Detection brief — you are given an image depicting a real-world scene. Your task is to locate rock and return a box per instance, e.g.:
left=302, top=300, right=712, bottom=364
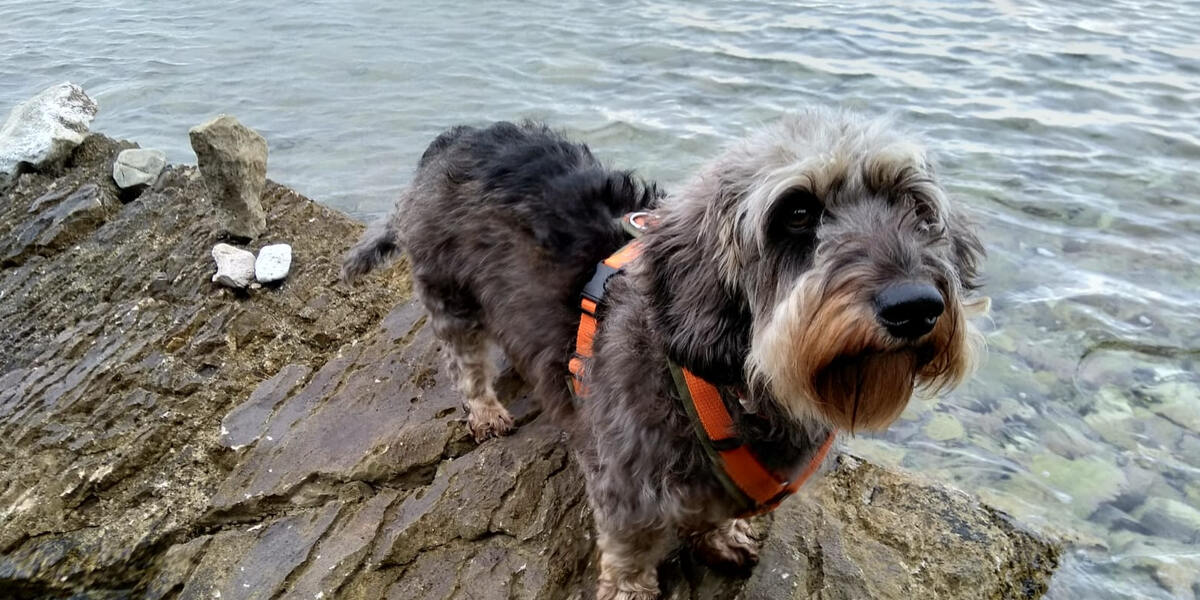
left=0, top=132, right=1060, bottom=598
left=219, top=364, right=310, bottom=450
left=924, top=412, right=965, bottom=441
left=188, top=115, right=268, bottom=238
left=211, top=243, right=256, bottom=288
left=1, top=183, right=107, bottom=265
left=1134, top=497, right=1200, bottom=544
left=0, top=83, right=98, bottom=183
left=1137, top=380, right=1200, bottom=434
left=147, top=271, right=172, bottom=297
left=255, top=243, right=292, bottom=283
left=745, top=456, right=1059, bottom=600
left=111, top=148, right=166, bottom=189
left=0, top=133, right=407, bottom=597
left=1030, top=453, right=1128, bottom=519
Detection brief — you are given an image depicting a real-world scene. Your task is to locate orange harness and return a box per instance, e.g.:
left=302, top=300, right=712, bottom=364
left=568, top=213, right=837, bottom=516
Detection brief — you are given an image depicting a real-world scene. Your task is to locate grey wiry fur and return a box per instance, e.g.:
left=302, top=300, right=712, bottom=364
left=343, top=111, right=985, bottom=599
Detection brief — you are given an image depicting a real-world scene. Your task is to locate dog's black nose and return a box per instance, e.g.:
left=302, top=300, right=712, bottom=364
left=874, top=282, right=944, bottom=340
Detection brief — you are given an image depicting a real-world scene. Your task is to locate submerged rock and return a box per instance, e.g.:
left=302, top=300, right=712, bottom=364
left=189, top=114, right=268, bottom=238
left=0, top=82, right=98, bottom=184
left=255, top=242, right=292, bottom=283
left=1134, top=497, right=1200, bottom=544
left=924, top=412, right=966, bottom=441
left=112, top=147, right=166, bottom=189
left=0, top=132, right=1060, bottom=599
left=211, top=243, right=256, bottom=288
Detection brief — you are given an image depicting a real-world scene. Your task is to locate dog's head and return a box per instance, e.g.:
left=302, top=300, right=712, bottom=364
left=641, top=108, right=986, bottom=431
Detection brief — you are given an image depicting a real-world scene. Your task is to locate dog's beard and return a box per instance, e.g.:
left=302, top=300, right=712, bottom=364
left=748, top=270, right=980, bottom=431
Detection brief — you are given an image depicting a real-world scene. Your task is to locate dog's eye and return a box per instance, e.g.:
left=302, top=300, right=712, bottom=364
left=778, top=190, right=823, bottom=233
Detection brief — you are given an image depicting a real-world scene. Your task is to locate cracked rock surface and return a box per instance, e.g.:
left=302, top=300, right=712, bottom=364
left=0, top=134, right=1059, bottom=599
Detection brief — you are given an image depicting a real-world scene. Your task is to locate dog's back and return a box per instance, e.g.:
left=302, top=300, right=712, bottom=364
left=344, top=121, right=660, bottom=419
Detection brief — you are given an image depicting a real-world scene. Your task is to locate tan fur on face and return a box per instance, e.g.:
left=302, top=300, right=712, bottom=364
left=749, top=265, right=981, bottom=432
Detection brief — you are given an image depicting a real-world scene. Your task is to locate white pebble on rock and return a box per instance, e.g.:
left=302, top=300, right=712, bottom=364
left=211, top=243, right=256, bottom=288
left=255, top=243, right=292, bottom=283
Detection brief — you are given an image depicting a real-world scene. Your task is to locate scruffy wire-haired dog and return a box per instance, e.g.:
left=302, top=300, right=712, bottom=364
left=343, top=110, right=987, bottom=599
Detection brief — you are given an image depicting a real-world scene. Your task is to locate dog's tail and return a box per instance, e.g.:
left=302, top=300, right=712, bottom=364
left=341, top=215, right=403, bottom=285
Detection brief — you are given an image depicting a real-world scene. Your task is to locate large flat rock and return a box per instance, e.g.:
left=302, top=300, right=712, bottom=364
left=0, top=134, right=1059, bottom=599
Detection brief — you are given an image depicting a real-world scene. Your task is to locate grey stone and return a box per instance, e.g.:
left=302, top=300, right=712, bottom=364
left=0, top=83, right=97, bottom=183
left=112, top=148, right=166, bottom=189
left=188, top=115, right=268, bottom=239
left=254, top=243, right=291, bottom=283
left=211, top=243, right=256, bottom=288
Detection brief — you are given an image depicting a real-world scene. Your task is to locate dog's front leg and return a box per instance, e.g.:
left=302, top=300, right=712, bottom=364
left=689, top=518, right=761, bottom=571
left=595, top=522, right=672, bottom=600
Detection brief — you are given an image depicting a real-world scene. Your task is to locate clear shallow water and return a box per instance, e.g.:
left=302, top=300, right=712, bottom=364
left=3, top=1, right=1199, bottom=597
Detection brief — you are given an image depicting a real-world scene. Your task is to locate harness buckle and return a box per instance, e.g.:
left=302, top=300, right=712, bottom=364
left=582, top=263, right=620, bottom=304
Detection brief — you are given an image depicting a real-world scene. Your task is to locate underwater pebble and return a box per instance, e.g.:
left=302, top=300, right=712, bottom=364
left=924, top=413, right=965, bottom=442
left=1035, top=247, right=1056, bottom=258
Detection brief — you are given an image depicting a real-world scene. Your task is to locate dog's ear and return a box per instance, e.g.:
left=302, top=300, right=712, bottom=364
left=945, top=206, right=985, bottom=291
left=641, top=183, right=752, bottom=386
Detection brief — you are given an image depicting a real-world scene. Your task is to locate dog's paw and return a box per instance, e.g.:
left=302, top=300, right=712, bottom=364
left=467, top=402, right=514, bottom=442
left=596, top=582, right=658, bottom=600
left=692, top=518, right=760, bottom=570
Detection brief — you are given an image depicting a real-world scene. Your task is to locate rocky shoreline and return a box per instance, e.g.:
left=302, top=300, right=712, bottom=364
left=0, top=87, right=1059, bottom=599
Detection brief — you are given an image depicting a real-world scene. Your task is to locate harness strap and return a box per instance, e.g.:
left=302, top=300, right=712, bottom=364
left=569, top=213, right=837, bottom=516
left=670, top=362, right=837, bottom=515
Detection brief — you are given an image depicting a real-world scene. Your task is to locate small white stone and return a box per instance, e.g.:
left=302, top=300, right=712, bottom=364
left=211, top=243, right=256, bottom=288
left=255, top=243, right=292, bottom=283
left=1035, top=247, right=1055, bottom=258
left=1138, top=315, right=1152, bottom=325
left=112, top=148, right=166, bottom=188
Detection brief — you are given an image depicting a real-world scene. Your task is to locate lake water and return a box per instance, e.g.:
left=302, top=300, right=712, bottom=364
left=3, top=1, right=1199, bottom=597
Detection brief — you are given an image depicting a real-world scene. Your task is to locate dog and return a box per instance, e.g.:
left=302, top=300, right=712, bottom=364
left=343, top=109, right=986, bottom=599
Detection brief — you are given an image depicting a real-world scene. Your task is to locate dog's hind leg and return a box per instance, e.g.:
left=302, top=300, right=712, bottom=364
left=418, top=280, right=514, bottom=442
left=448, top=329, right=513, bottom=442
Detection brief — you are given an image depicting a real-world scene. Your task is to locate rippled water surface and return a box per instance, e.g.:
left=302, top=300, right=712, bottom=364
left=4, top=1, right=1199, bottom=597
